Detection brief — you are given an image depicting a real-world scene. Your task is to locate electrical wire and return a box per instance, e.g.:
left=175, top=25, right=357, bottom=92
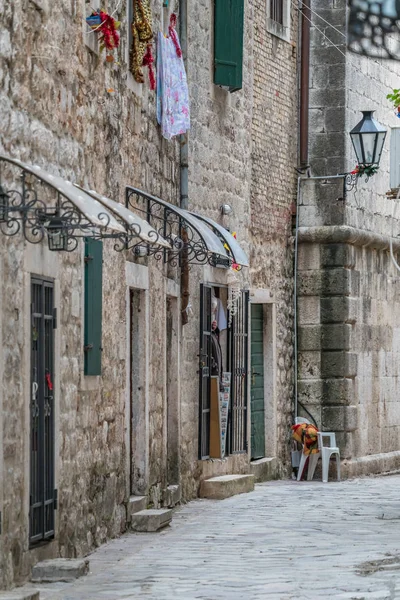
left=292, top=0, right=400, bottom=84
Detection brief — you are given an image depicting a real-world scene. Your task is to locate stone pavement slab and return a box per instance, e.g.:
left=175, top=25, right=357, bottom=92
left=22, top=475, right=400, bottom=599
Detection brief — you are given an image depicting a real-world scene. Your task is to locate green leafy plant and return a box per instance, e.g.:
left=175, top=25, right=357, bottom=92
left=387, top=88, right=400, bottom=113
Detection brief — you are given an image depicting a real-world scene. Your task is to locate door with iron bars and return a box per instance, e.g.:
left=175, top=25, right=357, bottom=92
left=228, top=290, right=249, bottom=454
left=30, top=277, right=57, bottom=545
left=198, top=284, right=212, bottom=459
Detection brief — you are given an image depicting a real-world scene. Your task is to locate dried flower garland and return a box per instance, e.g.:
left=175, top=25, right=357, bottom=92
left=86, top=10, right=121, bottom=62
left=130, top=0, right=155, bottom=89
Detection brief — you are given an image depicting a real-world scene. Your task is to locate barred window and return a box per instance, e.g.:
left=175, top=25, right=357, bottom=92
left=267, top=0, right=290, bottom=42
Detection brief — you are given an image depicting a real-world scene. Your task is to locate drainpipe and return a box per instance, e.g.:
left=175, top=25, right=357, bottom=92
left=299, top=0, right=310, bottom=169
left=179, top=0, right=189, bottom=324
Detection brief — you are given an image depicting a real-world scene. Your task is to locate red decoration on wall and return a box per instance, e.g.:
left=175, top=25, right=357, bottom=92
left=46, top=372, right=53, bottom=391
left=169, top=14, right=182, bottom=58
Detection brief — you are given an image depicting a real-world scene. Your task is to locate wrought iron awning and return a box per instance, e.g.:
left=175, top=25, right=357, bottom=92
left=126, top=186, right=249, bottom=268
left=77, top=187, right=171, bottom=249
left=0, top=156, right=149, bottom=252
left=189, top=211, right=249, bottom=268
left=348, top=0, right=400, bottom=59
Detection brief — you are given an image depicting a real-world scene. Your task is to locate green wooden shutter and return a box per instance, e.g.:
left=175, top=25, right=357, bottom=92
left=214, top=0, right=244, bottom=92
left=84, top=238, right=103, bottom=376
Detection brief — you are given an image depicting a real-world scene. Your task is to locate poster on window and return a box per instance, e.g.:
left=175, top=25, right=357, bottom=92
left=219, top=372, right=231, bottom=457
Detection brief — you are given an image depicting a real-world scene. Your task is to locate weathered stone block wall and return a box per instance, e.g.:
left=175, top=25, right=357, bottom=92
left=302, top=2, right=400, bottom=474
left=0, top=0, right=178, bottom=588
left=178, top=0, right=255, bottom=500
left=250, top=0, right=298, bottom=469
left=297, top=231, right=400, bottom=472
left=309, top=0, right=346, bottom=176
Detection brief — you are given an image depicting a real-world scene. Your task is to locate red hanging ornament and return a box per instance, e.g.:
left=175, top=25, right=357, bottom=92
left=169, top=13, right=182, bottom=58
left=143, top=44, right=156, bottom=90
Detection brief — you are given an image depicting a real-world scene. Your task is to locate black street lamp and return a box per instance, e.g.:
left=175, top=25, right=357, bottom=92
left=46, top=216, right=69, bottom=251
left=350, top=111, right=387, bottom=168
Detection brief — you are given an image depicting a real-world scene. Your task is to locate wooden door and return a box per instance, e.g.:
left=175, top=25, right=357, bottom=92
left=250, top=304, right=265, bottom=460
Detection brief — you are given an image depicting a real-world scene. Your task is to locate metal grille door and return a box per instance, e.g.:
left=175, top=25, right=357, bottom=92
left=30, top=278, right=56, bottom=545
left=228, top=290, right=249, bottom=454
left=199, top=284, right=212, bottom=459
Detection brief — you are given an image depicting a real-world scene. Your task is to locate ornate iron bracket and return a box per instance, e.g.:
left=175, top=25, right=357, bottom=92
left=125, top=186, right=232, bottom=267
left=0, top=156, right=144, bottom=251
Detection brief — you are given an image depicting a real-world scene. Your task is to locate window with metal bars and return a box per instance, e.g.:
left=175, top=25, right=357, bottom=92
left=270, top=0, right=283, bottom=25
left=267, top=0, right=290, bottom=42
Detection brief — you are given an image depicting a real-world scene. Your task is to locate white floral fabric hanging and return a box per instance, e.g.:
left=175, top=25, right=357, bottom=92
left=156, top=14, right=190, bottom=141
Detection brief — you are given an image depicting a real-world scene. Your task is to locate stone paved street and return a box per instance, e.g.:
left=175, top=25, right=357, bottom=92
left=30, top=476, right=400, bottom=600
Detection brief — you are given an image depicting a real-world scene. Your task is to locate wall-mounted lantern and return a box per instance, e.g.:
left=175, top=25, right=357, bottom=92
left=350, top=111, right=387, bottom=168
left=46, top=215, right=69, bottom=252
left=0, top=184, right=10, bottom=222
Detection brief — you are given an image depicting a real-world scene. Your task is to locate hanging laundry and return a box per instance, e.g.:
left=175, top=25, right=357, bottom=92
left=130, top=0, right=155, bottom=89
left=156, top=14, right=190, bottom=140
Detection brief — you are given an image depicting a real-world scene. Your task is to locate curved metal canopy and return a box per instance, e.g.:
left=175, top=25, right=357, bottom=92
left=78, top=187, right=171, bottom=249
left=126, top=186, right=231, bottom=266
left=0, top=156, right=125, bottom=233
left=189, top=211, right=249, bottom=267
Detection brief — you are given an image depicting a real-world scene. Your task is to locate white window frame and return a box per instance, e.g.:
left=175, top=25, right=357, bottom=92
left=82, top=0, right=101, bottom=55
left=390, top=127, right=400, bottom=189
left=266, top=0, right=291, bottom=43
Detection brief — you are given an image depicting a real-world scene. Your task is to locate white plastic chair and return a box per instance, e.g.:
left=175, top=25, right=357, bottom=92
left=317, top=432, right=341, bottom=483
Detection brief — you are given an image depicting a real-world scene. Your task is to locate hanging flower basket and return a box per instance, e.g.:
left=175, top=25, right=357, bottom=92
left=86, top=10, right=121, bottom=62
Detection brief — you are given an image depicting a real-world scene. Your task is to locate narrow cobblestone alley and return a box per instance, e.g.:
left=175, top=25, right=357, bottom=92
left=23, top=475, right=400, bottom=600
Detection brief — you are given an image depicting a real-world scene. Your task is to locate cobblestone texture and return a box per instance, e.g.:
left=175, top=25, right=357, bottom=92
left=27, top=475, right=400, bottom=599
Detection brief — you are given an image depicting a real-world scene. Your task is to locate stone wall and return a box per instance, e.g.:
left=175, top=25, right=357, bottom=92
left=250, top=0, right=298, bottom=469
left=0, top=0, right=179, bottom=588
left=0, top=0, right=298, bottom=589
left=300, top=0, right=400, bottom=474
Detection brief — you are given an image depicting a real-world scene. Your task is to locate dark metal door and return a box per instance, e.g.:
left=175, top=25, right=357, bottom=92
left=199, top=284, right=212, bottom=459
left=30, top=277, right=57, bottom=545
left=228, top=290, right=249, bottom=454
left=251, top=304, right=265, bottom=460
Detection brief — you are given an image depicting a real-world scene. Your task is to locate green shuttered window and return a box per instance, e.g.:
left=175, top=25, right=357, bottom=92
left=84, top=238, right=103, bottom=376
left=214, top=0, right=244, bottom=92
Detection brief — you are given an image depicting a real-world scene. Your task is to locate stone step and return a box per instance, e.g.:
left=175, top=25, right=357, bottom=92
left=0, top=590, right=39, bottom=600
left=31, top=558, right=89, bottom=583
left=200, top=474, right=255, bottom=500
left=250, top=457, right=278, bottom=483
left=164, top=484, right=181, bottom=507
left=131, top=508, right=172, bottom=532
left=127, top=495, right=147, bottom=522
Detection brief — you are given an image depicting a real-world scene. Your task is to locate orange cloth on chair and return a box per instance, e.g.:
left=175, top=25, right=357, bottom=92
left=291, top=423, right=319, bottom=455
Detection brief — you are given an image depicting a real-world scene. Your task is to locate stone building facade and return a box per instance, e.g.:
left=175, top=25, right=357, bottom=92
left=0, top=0, right=297, bottom=590
left=297, top=0, right=400, bottom=476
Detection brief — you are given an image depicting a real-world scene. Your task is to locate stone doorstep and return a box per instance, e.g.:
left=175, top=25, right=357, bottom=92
left=250, top=457, right=278, bottom=483
left=0, top=590, right=39, bottom=600
left=199, top=474, right=255, bottom=500
left=127, top=495, right=147, bottom=522
left=131, top=508, right=173, bottom=532
left=31, top=558, right=89, bottom=583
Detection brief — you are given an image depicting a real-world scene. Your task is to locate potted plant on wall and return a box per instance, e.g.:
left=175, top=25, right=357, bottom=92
left=86, top=10, right=121, bottom=62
